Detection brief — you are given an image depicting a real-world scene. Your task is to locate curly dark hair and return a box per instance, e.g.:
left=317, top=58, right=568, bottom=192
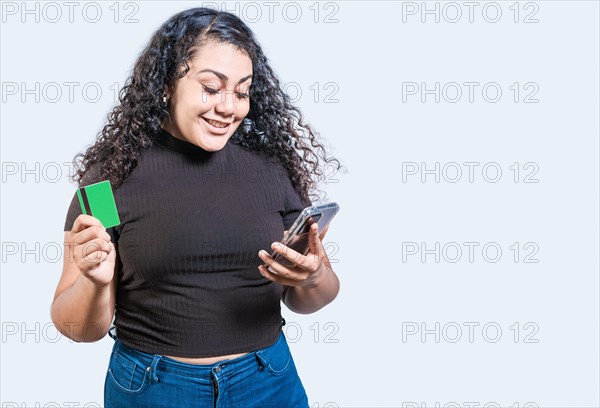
left=69, top=7, right=344, bottom=205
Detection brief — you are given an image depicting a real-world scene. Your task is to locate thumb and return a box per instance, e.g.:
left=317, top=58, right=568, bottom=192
left=319, top=223, right=330, bottom=241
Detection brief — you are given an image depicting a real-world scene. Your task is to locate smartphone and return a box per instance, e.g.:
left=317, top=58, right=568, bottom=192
left=268, top=202, right=340, bottom=273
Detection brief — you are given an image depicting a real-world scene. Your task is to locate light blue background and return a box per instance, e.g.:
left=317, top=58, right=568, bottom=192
left=1, top=1, right=599, bottom=407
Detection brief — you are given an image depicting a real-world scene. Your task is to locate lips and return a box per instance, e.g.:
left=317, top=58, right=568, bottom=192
left=200, top=116, right=232, bottom=135
left=203, top=117, right=231, bottom=128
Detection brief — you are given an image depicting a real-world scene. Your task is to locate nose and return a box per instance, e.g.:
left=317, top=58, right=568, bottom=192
left=215, top=90, right=236, bottom=118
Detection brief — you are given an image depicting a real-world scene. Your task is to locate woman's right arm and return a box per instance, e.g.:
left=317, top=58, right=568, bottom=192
left=50, top=214, right=117, bottom=342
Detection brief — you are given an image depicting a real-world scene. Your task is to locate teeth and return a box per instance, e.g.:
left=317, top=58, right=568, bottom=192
left=206, top=118, right=229, bottom=128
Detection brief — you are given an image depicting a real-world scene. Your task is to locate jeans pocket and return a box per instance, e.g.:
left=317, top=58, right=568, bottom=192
left=260, top=334, right=292, bottom=376
left=107, top=349, right=149, bottom=394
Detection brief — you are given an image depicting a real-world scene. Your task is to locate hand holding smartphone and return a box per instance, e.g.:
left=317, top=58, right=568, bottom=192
left=268, top=202, right=340, bottom=272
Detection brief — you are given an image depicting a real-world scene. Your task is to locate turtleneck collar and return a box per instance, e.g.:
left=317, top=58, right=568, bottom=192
left=154, top=127, right=228, bottom=157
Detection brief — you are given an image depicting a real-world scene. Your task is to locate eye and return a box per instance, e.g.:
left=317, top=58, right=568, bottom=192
left=202, top=85, right=219, bottom=95
left=201, top=84, right=250, bottom=100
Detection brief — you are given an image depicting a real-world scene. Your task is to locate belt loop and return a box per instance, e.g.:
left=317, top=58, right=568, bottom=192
left=107, top=326, right=117, bottom=340
left=148, top=354, right=163, bottom=383
left=255, top=352, right=267, bottom=371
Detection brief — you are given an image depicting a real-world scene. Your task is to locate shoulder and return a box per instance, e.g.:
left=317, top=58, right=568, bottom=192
left=78, top=163, right=103, bottom=187
left=226, top=143, right=308, bottom=199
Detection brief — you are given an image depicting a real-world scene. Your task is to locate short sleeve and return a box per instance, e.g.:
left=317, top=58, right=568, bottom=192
left=280, top=167, right=312, bottom=230
left=63, top=165, right=119, bottom=243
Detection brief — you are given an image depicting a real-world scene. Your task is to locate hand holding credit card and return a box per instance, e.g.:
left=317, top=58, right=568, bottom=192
left=76, top=180, right=121, bottom=228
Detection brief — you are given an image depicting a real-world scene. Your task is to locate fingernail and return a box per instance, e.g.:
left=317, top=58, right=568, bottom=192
left=272, top=242, right=281, bottom=249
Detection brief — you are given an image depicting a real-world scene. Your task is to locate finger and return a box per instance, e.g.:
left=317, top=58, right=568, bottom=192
left=306, top=223, right=324, bottom=267
left=74, top=225, right=111, bottom=245
left=80, top=251, right=111, bottom=275
left=258, top=265, right=277, bottom=282
left=79, top=238, right=112, bottom=261
left=268, top=242, right=307, bottom=270
left=258, top=250, right=295, bottom=274
left=80, top=248, right=109, bottom=271
left=258, top=264, right=307, bottom=287
left=258, top=250, right=309, bottom=281
left=72, top=214, right=105, bottom=234
left=319, top=223, right=330, bottom=241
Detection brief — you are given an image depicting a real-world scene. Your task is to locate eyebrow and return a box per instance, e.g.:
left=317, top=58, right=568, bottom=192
left=196, top=69, right=252, bottom=85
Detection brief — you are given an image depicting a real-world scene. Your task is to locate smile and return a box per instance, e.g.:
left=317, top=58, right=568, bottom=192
left=202, top=117, right=231, bottom=128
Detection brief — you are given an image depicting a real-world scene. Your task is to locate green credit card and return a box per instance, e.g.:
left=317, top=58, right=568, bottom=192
left=76, top=180, right=121, bottom=228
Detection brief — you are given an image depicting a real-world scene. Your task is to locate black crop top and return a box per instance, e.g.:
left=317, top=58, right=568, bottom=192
left=63, top=128, right=311, bottom=357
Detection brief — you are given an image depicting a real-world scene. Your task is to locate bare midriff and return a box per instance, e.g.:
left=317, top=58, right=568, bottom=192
left=164, top=351, right=250, bottom=365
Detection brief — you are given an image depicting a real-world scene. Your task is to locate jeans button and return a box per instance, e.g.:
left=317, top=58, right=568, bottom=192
left=215, top=365, right=222, bottom=373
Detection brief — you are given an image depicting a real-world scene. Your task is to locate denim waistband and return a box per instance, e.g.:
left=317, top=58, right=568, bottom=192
left=107, top=325, right=286, bottom=381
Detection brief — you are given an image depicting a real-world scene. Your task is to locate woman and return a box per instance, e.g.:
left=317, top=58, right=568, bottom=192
left=50, top=7, right=342, bottom=407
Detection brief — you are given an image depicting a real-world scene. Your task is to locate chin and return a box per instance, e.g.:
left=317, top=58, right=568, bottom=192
left=194, top=121, right=236, bottom=150
left=199, top=136, right=231, bottom=151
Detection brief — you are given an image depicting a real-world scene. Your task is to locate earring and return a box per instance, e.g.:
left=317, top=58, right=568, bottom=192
left=162, top=95, right=167, bottom=104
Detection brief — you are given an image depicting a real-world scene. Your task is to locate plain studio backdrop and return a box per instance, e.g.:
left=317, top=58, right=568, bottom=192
left=1, top=1, right=599, bottom=407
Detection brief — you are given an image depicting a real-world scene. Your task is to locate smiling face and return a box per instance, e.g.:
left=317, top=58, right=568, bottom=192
left=161, top=41, right=253, bottom=151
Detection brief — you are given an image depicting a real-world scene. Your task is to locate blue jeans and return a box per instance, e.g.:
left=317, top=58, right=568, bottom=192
left=104, top=323, right=309, bottom=407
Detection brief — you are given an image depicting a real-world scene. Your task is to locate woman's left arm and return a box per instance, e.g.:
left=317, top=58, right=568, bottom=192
left=258, top=223, right=340, bottom=314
